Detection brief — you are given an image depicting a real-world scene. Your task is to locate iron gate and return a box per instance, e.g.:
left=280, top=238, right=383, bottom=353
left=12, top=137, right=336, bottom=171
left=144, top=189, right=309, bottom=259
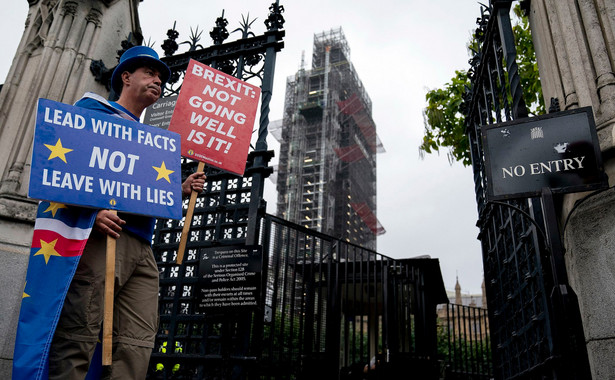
left=462, top=1, right=591, bottom=379
left=142, top=2, right=448, bottom=379
left=150, top=210, right=447, bottom=380
left=147, top=2, right=285, bottom=378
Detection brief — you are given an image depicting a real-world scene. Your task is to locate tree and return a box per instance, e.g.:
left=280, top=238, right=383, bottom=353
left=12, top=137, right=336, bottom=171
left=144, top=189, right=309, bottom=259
left=437, top=318, right=493, bottom=377
left=419, top=5, right=544, bottom=166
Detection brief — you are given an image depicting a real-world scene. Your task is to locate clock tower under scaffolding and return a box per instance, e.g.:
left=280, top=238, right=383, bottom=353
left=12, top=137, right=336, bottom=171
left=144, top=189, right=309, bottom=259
left=275, top=27, right=385, bottom=250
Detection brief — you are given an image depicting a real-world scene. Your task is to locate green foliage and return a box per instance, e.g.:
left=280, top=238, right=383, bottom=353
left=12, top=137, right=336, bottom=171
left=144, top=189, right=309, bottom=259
left=513, top=6, right=545, bottom=116
left=420, top=5, right=543, bottom=166
left=420, top=70, right=472, bottom=166
left=437, top=322, right=492, bottom=375
left=436, top=320, right=451, bottom=359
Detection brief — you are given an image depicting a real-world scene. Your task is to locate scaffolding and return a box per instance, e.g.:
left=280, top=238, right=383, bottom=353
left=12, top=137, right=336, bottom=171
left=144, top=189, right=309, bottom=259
left=276, top=27, right=385, bottom=251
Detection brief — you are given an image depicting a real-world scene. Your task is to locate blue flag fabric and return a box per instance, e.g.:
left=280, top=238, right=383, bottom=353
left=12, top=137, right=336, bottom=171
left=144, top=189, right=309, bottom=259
left=12, top=201, right=96, bottom=379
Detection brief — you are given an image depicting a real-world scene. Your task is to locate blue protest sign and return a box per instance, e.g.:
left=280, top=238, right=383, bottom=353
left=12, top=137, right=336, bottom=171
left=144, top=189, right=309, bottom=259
left=29, top=98, right=183, bottom=220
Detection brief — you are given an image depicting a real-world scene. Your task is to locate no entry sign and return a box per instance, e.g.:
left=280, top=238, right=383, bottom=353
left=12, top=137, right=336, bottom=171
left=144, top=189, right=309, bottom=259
left=481, top=107, right=608, bottom=200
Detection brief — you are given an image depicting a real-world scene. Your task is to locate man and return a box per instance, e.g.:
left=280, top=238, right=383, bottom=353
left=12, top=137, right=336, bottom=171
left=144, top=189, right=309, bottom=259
left=47, top=46, right=205, bottom=379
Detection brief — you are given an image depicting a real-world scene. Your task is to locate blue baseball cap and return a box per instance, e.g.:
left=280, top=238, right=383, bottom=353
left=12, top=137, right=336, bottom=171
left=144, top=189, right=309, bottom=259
left=111, top=46, right=171, bottom=94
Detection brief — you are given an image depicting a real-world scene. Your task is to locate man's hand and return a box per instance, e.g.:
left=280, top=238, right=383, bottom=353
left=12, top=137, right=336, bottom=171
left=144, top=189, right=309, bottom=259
left=94, top=210, right=126, bottom=239
left=182, top=172, right=206, bottom=196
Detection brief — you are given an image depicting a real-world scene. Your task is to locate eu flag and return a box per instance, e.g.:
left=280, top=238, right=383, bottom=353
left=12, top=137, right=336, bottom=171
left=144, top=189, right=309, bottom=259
left=13, top=201, right=96, bottom=379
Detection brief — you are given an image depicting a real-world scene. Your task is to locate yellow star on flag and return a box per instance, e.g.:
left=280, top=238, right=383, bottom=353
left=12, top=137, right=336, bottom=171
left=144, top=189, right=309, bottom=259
left=23, top=282, right=30, bottom=299
left=34, top=238, right=61, bottom=264
left=153, top=161, right=174, bottom=183
left=44, top=138, right=73, bottom=163
left=44, top=202, right=67, bottom=217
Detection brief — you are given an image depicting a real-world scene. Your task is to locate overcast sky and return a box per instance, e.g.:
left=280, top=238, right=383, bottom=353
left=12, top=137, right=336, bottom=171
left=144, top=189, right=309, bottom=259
left=1, top=0, right=487, bottom=295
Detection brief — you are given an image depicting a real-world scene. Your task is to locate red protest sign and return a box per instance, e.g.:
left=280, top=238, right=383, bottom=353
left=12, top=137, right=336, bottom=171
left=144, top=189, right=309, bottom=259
left=168, top=60, right=261, bottom=175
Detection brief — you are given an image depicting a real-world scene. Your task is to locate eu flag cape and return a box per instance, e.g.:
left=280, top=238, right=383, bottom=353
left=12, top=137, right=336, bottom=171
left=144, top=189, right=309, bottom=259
left=13, top=201, right=96, bottom=379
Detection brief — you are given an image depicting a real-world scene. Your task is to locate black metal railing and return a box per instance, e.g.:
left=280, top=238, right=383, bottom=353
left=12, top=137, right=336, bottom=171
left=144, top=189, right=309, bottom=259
left=149, top=211, right=448, bottom=379
left=439, top=304, right=492, bottom=380
left=146, top=3, right=285, bottom=379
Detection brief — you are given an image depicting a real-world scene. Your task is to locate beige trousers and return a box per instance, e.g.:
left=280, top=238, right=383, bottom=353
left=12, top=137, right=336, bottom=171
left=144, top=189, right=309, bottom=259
left=49, top=230, right=159, bottom=380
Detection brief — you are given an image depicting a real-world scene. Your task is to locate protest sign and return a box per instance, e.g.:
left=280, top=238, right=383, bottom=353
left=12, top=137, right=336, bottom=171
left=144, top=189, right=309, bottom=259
left=167, top=60, right=261, bottom=264
left=29, top=98, right=183, bottom=220
left=168, top=59, right=261, bottom=176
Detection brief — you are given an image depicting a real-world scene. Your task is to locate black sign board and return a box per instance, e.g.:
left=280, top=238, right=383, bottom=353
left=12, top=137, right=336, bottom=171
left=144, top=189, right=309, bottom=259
left=196, top=245, right=262, bottom=313
left=142, top=95, right=178, bottom=129
left=481, top=107, right=608, bottom=200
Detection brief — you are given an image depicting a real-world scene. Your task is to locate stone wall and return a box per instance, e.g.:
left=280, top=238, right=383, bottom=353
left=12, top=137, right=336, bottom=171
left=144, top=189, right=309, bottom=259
left=0, top=0, right=141, bottom=377
left=527, top=0, right=615, bottom=377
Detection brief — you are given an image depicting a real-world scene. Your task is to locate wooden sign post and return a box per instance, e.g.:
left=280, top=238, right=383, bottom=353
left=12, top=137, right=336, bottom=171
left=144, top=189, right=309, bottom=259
left=102, top=211, right=117, bottom=365
left=176, top=161, right=205, bottom=264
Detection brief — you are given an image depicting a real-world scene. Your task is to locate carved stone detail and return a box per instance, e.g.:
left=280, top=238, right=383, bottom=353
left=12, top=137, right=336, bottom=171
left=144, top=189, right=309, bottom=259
left=86, top=8, right=102, bottom=26
left=62, top=1, right=78, bottom=16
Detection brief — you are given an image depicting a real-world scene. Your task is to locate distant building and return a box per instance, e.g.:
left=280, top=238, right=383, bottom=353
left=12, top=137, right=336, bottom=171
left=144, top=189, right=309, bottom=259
left=447, top=277, right=487, bottom=308
left=274, top=27, right=385, bottom=250
left=438, top=277, right=489, bottom=342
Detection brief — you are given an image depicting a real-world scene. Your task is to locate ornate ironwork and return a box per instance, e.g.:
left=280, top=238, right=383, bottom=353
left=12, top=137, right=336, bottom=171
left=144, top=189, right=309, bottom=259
left=89, top=59, right=109, bottom=86
left=117, top=32, right=142, bottom=60
left=156, top=13, right=284, bottom=96
left=548, top=97, right=561, bottom=113
left=234, top=14, right=257, bottom=39
left=145, top=3, right=286, bottom=379
left=89, top=32, right=142, bottom=94
left=161, top=21, right=179, bottom=57
left=210, top=11, right=229, bottom=45
left=181, top=26, right=205, bottom=52
left=265, top=1, right=285, bottom=31
left=462, top=2, right=591, bottom=379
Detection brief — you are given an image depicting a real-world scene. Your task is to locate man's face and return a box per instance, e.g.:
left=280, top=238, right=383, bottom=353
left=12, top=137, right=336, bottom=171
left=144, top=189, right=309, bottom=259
left=122, top=66, right=162, bottom=105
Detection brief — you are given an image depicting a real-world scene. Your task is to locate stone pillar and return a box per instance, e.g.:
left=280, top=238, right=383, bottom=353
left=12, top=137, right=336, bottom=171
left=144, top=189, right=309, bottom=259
left=0, top=0, right=142, bottom=376
left=526, top=1, right=615, bottom=378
